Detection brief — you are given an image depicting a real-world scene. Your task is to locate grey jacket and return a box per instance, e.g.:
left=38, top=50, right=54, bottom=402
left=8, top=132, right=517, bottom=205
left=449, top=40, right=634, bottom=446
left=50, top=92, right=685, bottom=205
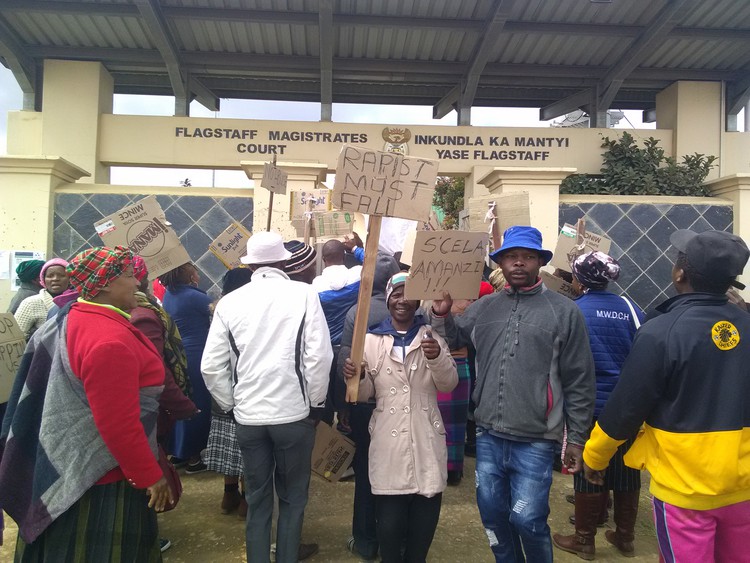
left=430, top=282, right=595, bottom=446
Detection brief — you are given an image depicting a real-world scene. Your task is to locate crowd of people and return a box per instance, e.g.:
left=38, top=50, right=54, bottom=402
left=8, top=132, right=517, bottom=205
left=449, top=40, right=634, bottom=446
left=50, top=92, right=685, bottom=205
left=0, top=221, right=748, bottom=563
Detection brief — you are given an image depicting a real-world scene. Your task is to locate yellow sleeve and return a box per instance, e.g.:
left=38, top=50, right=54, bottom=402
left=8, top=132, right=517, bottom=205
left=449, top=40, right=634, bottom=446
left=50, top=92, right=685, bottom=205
left=583, top=421, right=626, bottom=471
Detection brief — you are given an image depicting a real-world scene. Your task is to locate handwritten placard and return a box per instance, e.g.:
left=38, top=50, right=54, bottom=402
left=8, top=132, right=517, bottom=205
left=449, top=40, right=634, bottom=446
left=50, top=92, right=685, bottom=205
left=540, top=270, right=579, bottom=300
left=209, top=222, right=252, bottom=269
left=260, top=162, right=288, bottom=195
left=405, top=231, right=488, bottom=300
left=550, top=223, right=612, bottom=273
left=332, top=145, right=439, bottom=222
left=0, top=313, right=25, bottom=403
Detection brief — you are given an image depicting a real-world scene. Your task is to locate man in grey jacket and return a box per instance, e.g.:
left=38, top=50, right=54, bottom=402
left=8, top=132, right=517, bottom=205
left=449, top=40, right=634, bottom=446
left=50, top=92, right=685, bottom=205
left=430, top=226, right=595, bottom=563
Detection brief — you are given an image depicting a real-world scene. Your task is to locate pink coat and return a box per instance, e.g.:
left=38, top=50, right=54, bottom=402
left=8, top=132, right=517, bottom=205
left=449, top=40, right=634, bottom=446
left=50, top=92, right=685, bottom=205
left=357, top=324, right=458, bottom=497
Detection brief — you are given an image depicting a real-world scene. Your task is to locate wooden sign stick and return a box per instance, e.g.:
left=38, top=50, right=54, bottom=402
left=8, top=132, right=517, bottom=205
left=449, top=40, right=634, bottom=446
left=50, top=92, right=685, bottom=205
left=303, top=196, right=314, bottom=245
left=345, top=215, right=383, bottom=403
left=266, top=155, right=277, bottom=232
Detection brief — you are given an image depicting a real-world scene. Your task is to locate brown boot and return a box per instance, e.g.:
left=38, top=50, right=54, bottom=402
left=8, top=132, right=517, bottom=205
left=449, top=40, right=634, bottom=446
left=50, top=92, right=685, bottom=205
left=237, top=497, right=248, bottom=520
left=221, top=488, right=242, bottom=514
left=553, top=492, right=605, bottom=560
left=569, top=490, right=610, bottom=527
left=605, top=490, right=639, bottom=557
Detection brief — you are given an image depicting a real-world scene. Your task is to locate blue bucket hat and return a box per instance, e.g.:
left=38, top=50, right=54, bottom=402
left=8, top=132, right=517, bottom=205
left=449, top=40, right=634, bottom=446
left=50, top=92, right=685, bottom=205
left=489, top=226, right=553, bottom=265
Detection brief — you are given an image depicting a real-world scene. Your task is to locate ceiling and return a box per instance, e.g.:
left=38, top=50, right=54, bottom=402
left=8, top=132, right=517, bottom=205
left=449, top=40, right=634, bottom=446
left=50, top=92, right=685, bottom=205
left=2, top=0, right=750, bottom=125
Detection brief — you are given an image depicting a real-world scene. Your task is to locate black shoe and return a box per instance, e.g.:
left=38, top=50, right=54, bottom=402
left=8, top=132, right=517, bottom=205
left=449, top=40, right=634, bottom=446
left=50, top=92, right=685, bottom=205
left=447, top=470, right=463, bottom=486
left=159, top=538, right=172, bottom=553
left=464, top=444, right=476, bottom=458
left=185, top=461, right=208, bottom=474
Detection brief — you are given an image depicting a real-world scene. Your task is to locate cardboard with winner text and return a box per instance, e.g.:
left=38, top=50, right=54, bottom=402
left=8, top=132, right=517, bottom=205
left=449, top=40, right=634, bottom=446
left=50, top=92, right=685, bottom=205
left=540, top=270, right=579, bottom=300
left=95, top=195, right=191, bottom=279
left=332, top=145, right=439, bottom=222
left=0, top=313, right=25, bottom=404
left=209, top=222, right=252, bottom=269
left=405, top=231, right=489, bottom=300
left=260, top=161, right=288, bottom=195
left=311, top=422, right=356, bottom=482
left=550, top=223, right=612, bottom=273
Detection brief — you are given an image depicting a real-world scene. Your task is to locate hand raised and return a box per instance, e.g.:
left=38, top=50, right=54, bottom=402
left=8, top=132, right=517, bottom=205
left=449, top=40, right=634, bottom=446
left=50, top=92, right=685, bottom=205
left=431, top=291, right=453, bottom=316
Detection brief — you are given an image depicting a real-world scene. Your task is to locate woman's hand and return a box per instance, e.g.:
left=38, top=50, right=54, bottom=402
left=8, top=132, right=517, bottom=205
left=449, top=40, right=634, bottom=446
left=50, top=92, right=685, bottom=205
left=147, top=476, right=174, bottom=513
left=421, top=331, right=441, bottom=360
left=343, top=358, right=365, bottom=380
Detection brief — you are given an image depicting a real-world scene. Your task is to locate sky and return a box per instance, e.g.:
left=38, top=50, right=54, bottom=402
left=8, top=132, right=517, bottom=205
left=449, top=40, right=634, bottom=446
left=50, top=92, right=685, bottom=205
left=0, top=65, right=655, bottom=188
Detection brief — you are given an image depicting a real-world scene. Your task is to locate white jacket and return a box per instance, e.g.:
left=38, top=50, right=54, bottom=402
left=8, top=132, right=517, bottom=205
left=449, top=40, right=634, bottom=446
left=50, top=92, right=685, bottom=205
left=201, top=267, right=333, bottom=425
left=312, top=264, right=362, bottom=292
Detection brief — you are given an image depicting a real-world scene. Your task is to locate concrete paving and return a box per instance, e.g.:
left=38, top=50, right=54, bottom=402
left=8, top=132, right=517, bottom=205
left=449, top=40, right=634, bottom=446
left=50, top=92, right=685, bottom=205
left=1, top=456, right=660, bottom=562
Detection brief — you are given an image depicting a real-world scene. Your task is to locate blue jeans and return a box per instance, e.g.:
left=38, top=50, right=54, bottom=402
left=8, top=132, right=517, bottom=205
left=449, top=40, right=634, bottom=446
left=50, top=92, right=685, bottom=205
left=475, top=430, right=555, bottom=563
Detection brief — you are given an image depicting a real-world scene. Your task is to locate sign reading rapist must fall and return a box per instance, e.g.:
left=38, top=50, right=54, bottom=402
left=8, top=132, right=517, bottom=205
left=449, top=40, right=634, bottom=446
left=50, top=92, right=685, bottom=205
left=95, top=195, right=191, bottom=279
left=406, top=231, right=489, bottom=300
left=332, top=145, right=439, bottom=222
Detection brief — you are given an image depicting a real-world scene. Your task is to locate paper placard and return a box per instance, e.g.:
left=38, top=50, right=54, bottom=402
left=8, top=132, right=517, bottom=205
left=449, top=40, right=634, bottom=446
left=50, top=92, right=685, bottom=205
left=95, top=195, right=191, bottom=279
left=0, top=313, right=26, bottom=403
left=260, top=162, right=288, bottom=195
left=209, top=222, right=252, bottom=269
left=467, top=192, right=531, bottom=233
left=313, top=211, right=355, bottom=238
left=550, top=223, right=612, bottom=273
left=332, top=145, right=439, bottom=222
left=405, top=231, right=488, bottom=300
left=541, top=271, right=579, bottom=300
left=311, top=422, right=355, bottom=482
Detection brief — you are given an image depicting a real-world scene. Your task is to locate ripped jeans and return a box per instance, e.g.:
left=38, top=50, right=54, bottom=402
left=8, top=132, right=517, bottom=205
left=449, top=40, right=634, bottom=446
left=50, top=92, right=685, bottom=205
left=475, top=429, right=554, bottom=563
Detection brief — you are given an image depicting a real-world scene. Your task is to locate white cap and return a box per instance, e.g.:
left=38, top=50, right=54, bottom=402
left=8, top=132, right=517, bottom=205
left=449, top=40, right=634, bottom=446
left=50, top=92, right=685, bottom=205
left=240, top=231, right=292, bottom=265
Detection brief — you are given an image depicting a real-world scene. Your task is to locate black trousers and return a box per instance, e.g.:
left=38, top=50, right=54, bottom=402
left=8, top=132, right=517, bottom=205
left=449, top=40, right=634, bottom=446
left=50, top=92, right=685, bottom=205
left=350, top=403, right=379, bottom=559
left=375, top=493, right=442, bottom=563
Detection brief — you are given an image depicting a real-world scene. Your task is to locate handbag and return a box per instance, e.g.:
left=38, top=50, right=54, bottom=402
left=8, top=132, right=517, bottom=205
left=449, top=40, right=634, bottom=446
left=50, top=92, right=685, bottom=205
left=157, top=445, right=182, bottom=512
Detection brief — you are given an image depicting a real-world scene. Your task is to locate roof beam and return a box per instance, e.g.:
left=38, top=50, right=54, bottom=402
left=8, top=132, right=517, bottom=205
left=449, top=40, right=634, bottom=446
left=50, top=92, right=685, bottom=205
left=540, top=90, right=593, bottom=121
left=319, top=0, right=333, bottom=121
left=189, top=76, right=219, bottom=112
left=0, top=14, right=37, bottom=108
left=434, top=0, right=514, bottom=121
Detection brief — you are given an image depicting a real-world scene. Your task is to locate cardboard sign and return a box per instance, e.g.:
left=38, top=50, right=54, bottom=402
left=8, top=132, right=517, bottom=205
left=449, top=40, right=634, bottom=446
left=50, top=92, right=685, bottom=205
left=313, top=211, right=355, bottom=238
left=406, top=231, right=489, bottom=300
left=290, top=189, right=331, bottom=221
left=0, top=313, right=25, bottom=404
left=467, top=192, right=531, bottom=233
left=260, top=162, right=288, bottom=195
left=311, top=422, right=355, bottom=482
left=332, top=145, right=439, bottom=222
left=209, top=222, right=252, bottom=269
left=541, top=270, right=579, bottom=300
left=550, top=223, right=612, bottom=273
left=95, top=195, right=191, bottom=279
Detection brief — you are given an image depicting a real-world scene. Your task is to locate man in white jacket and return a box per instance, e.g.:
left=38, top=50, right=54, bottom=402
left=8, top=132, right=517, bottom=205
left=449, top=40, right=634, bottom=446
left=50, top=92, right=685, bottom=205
left=201, top=230, right=333, bottom=563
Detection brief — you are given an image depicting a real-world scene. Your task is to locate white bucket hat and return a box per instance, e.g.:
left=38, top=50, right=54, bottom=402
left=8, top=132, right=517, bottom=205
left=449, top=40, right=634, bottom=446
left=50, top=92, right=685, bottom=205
left=240, top=231, right=292, bottom=265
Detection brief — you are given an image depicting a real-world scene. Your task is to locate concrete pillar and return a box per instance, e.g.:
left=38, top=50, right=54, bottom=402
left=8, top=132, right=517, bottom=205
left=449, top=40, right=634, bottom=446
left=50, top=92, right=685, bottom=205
left=476, top=167, right=576, bottom=252
left=0, top=156, right=90, bottom=310
left=707, top=174, right=750, bottom=291
left=41, top=60, right=113, bottom=184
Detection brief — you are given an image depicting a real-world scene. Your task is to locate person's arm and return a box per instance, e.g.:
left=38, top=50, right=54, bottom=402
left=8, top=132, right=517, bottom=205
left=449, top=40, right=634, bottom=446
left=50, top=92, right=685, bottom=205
left=14, top=296, right=43, bottom=339
left=200, top=307, right=235, bottom=413
left=80, top=341, right=163, bottom=489
left=130, top=308, right=165, bottom=356
left=303, top=288, right=334, bottom=410
left=428, top=293, right=479, bottom=350
left=424, top=331, right=458, bottom=392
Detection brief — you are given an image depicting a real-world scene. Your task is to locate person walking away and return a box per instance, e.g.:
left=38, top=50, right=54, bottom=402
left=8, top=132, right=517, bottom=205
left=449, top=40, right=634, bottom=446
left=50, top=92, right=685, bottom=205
left=583, top=229, right=750, bottom=562
left=344, top=273, right=458, bottom=563
left=430, top=226, right=595, bottom=563
left=552, top=251, right=643, bottom=560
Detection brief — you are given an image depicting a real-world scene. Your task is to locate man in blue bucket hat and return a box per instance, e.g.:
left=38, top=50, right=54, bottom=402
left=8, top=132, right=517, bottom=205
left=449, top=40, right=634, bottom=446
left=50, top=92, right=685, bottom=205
left=430, top=225, right=595, bottom=563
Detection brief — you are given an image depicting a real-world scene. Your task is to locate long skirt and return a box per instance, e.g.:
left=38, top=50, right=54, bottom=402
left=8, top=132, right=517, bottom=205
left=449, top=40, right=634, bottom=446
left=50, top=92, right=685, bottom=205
left=437, top=356, right=471, bottom=473
left=14, top=480, right=161, bottom=563
left=574, top=435, right=641, bottom=493
left=204, top=414, right=244, bottom=477
left=169, top=354, right=211, bottom=460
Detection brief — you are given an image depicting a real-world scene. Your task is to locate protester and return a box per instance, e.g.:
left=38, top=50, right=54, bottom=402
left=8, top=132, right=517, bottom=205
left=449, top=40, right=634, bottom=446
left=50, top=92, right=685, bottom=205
left=0, top=246, right=171, bottom=559
left=344, top=272, right=458, bottom=563
left=583, top=229, right=750, bottom=562
left=338, top=252, right=401, bottom=561
left=202, top=231, right=332, bottom=563
left=7, top=259, right=44, bottom=314
left=159, top=262, right=212, bottom=473
left=204, top=267, right=253, bottom=518
left=14, top=258, right=70, bottom=339
left=430, top=225, right=595, bottom=563
left=283, top=240, right=318, bottom=284
left=552, top=251, right=643, bottom=560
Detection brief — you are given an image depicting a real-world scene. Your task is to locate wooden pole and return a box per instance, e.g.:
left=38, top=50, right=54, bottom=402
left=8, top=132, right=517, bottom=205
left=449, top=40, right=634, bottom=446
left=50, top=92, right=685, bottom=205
left=266, top=155, right=277, bottom=232
left=345, top=215, right=383, bottom=403
left=303, top=197, right=314, bottom=244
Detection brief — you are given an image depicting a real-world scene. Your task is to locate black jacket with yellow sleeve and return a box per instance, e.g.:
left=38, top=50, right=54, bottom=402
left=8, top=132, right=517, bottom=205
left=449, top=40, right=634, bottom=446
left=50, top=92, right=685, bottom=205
left=583, top=292, right=750, bottom=510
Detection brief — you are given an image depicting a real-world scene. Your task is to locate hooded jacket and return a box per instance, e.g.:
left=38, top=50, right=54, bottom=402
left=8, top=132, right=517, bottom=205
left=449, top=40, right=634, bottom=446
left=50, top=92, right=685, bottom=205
left=430, top=281, right=595, bottom=446
left=584, top=292, right=750, bottom=510
left=357, top=315, right=458, bottom=496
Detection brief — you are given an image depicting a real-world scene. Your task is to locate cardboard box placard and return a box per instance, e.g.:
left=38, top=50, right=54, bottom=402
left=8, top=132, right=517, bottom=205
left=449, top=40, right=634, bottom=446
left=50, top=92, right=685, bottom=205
left=550, top=223, right=612, bottom=273
left=260, top=161, right=288, bottom=195
left=313, top=211, right=355, bottom=238
left=332, top=145, right=439, bottom=222
left=467, top=192, right=531, bottom=234
left=541, top=271, right=579, bottom=300
left=290, top=189, right=331, bottom=221
left=209, top=222, right=252, bottom=269
left=406, top=231, right=489, bottom=300
left=311, top=422, right=356, bottom=482
left=0, top=314, right=25, bottom=404
left=95, top=195, right=191, bottom=279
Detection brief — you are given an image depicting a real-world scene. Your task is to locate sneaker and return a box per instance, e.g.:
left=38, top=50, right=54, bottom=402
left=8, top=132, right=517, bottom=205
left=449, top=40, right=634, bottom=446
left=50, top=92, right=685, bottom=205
left=159, top=538, right=172, bottom=553
left=347, top=537, right=377, bottom=562
left=185, top=461, right=208, bottom=474
left=298, top=542, right=319, bottom=560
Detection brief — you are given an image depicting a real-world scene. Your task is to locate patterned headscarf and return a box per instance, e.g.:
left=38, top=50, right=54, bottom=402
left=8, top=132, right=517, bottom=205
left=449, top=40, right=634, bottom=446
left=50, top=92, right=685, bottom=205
left=67, top=246, right=134, bottom=300
left=40, top=258, right=70, bottom=287
left=385, top=272, right=409, bottom=303
left=132, top=255, right=148, bottom=282
left=571, top=251, right=620, bottom=290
